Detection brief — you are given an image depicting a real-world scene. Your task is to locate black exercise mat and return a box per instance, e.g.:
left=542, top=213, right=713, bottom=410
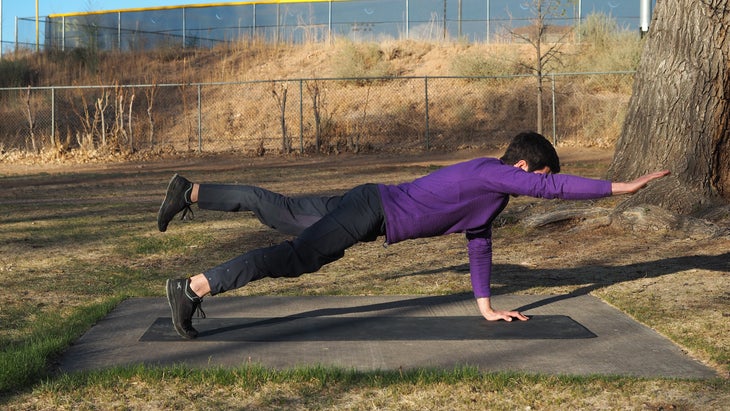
left=140, top=315, right=596, bottom=341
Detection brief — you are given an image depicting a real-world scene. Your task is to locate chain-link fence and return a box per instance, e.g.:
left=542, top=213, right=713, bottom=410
left=0, top=72, right=634, bottom=156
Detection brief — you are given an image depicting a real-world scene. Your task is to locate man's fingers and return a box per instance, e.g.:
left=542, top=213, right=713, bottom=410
left=502, top=311, right=529, bottom=322
left=483, top=310, right=530, bottom=322
left=511, top=311, right=529, bottom=321
left=643, top=170, right=671, bottom=184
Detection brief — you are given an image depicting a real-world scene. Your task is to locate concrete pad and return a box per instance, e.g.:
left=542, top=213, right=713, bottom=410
left=58, top=294, right=718, bottom=378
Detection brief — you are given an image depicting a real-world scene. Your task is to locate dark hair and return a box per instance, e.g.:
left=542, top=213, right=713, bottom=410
left=499, top=131, right=561, bottom=173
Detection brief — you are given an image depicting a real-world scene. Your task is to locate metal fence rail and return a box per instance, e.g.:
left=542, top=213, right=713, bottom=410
left=0, top=72, right=634, bottom=156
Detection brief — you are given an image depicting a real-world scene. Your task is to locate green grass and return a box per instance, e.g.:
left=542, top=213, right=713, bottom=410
left=0, top=298, right=121, bottom=394
left=15, top=365, right=730, bottom=410
left=45, top=365, right=494, bottom=390
left=125, top=234, right=192, bottom=256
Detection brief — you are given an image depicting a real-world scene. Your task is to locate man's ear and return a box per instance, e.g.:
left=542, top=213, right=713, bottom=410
left=513, top=159, right=529, bottom=171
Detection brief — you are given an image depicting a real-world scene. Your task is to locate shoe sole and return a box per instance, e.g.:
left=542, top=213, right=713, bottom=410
left=157, top=174, right=180, bottom=232
left=166, top=279, right=196, bottom=339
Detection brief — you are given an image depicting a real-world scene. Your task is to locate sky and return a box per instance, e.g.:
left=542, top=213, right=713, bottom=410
left=3, top=0, right=211, bottom=19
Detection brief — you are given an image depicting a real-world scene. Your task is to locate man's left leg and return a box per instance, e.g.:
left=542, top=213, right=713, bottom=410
left=166, top=184, right=385, bottom=339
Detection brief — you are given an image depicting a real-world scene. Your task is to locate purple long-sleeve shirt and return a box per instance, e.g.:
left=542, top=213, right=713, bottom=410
left=376, top=158, right=613, bottom=298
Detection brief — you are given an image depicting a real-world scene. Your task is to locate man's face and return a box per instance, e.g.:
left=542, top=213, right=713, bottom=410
left=515, top=160, right=551, bottom=175
left=531, top=166, right=551, bottom=174
left=511, top=162, right=551, bottom=197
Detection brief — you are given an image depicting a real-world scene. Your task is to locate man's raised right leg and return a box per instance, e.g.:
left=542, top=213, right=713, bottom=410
left=157, top=174, right=196, bottom=232
left=196, top=183, right=341, bottom=236
left=157, top=173, right=341, bottom=235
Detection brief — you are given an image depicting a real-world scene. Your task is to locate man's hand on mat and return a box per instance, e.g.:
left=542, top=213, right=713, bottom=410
left=477, top=297, right=529, bottom=322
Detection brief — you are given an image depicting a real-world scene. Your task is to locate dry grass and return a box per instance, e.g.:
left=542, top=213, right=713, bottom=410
left=0, top=149, right=728, bottom=409
left=14, top=372, right=728, bottom=410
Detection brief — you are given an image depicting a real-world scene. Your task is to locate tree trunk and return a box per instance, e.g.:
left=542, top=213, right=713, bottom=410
left=607, top=0, right=730, bottom=214
left=535, top=0, right=544, bottom=135
left=536, top=41, right=544, bottom=135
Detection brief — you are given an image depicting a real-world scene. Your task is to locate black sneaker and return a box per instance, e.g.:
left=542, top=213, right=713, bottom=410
left=166, top=278, right=206, bottom=339
left=157, top=174, right=194, bottom=232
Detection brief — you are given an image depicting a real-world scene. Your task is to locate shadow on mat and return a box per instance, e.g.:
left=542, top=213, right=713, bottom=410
left=198, top=293, right=473, bottom=338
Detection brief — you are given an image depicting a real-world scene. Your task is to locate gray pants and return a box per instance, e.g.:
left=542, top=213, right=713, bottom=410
left=197, top=183, right=385, bottom=295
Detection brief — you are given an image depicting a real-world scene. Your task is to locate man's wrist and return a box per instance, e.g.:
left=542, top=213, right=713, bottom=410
left=476, top=296, right=493, bottom=314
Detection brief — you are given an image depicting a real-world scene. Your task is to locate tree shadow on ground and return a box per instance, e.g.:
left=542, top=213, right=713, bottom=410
left=396, top=251, right=730, bottom=310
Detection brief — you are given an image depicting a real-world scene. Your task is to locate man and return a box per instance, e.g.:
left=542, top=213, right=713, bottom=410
left=158, top=131, right=669, bottom=339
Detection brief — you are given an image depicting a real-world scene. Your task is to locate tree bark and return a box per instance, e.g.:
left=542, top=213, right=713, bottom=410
left=607, top=0, right=730, bottom=214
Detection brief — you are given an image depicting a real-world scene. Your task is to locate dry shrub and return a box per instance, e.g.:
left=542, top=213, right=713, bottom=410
left=331, top=40, right=397, bottom=81
left=571, top=13, right=643, bottom=72
left=450, top=45, right=528, bottom=77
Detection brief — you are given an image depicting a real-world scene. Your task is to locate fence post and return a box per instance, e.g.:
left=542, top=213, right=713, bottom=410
left=197, top=84, right=202, bottom=152
left=299, top=79, right=304, bottom=154
left=117, top=12, right=121, bottom=51
left=424, top=76, right=430, bottom=151
left=182, top=8, right=187, bottom=48
left=328, top=1, right=333, bottom=44
left=405, top=0, right=409, bottom=39
left=51, top=87, right=55, bottom=146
